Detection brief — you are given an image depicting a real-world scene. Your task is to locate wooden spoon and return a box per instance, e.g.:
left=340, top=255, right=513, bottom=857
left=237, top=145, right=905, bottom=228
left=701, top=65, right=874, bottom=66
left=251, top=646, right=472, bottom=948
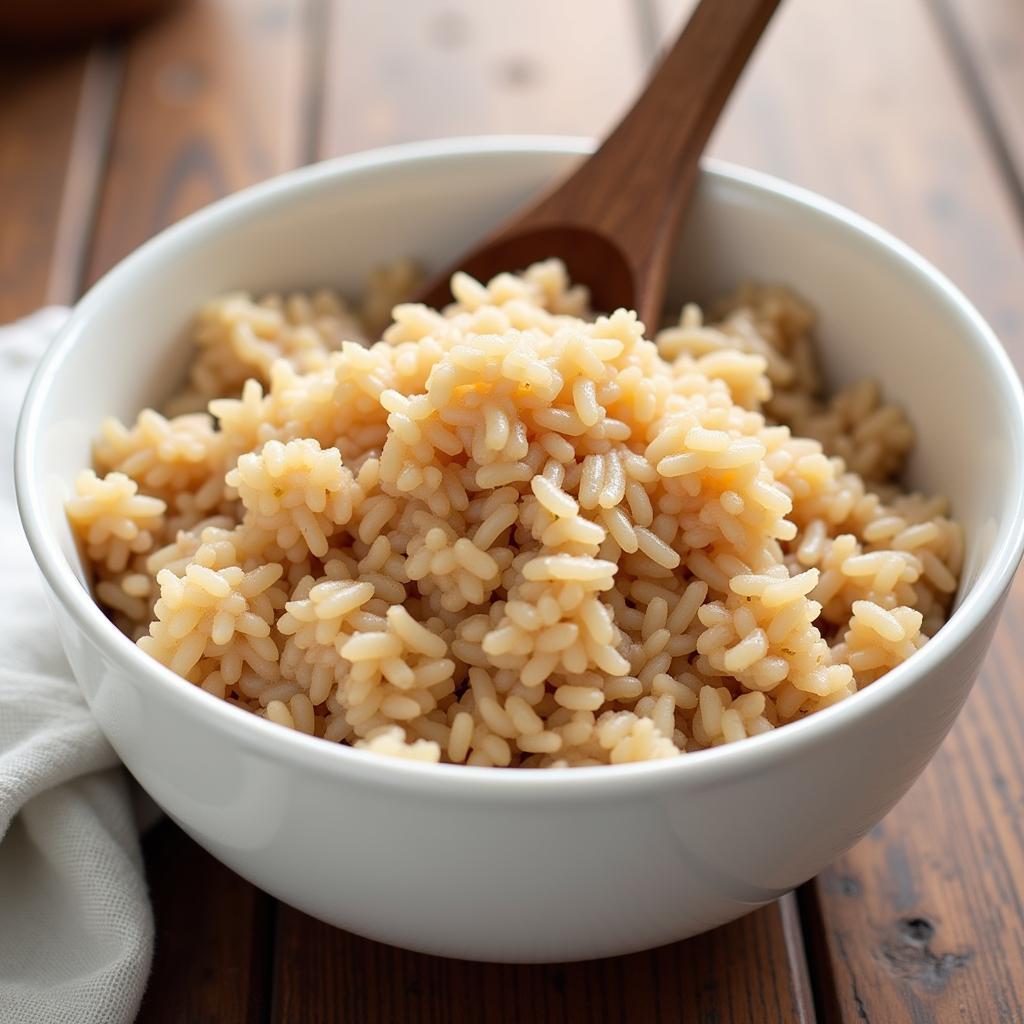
left=417, top=0, right=782, bottom=329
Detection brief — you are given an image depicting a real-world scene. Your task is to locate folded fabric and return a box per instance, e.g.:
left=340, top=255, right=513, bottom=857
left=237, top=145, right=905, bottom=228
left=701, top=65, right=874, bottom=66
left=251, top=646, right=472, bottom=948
left=0, top=309, right=153, bottom=1024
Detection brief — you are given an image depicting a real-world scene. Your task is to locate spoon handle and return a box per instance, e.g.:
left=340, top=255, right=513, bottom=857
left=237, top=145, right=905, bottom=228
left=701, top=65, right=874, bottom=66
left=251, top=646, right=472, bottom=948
left=520, top=0, right=781, bottom=323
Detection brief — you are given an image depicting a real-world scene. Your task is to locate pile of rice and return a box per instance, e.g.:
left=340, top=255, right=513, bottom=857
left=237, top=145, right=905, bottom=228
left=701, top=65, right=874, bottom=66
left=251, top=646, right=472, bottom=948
left=67, top=259, right=962, bottom=767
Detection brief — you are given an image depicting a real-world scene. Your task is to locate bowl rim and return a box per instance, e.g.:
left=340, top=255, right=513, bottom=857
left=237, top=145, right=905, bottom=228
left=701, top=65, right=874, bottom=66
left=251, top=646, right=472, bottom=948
left=15, top=134, right=1024, bottom=798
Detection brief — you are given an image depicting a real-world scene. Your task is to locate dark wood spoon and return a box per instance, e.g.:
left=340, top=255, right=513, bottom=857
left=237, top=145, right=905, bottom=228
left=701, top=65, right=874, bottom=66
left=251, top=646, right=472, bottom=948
left=416, top=0, right=782, bottom=329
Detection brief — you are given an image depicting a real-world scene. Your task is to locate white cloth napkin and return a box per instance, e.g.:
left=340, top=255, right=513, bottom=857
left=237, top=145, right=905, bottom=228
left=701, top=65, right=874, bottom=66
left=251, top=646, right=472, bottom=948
left=0, top=310, right=153, bottom=1024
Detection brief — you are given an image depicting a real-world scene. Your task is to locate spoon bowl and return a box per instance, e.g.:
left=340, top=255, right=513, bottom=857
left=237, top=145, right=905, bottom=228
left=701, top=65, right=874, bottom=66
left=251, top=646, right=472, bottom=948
left=417, top=225, right=637, bottom=315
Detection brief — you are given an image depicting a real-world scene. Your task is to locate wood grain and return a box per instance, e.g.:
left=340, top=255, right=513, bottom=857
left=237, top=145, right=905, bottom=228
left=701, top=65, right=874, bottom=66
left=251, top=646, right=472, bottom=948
left=317, top=0, right=648, bottom=158
left=271, top=894, right=813, bottom=1023
left=651, top=0, right=1024, bottom=1019
left=0, top=46, right=116, bottom=320
left=659, top=0, right=1024, bottom=357
left=84, top=0, right=314, bottom=285
left=136, top=821, right=276, bottom=1024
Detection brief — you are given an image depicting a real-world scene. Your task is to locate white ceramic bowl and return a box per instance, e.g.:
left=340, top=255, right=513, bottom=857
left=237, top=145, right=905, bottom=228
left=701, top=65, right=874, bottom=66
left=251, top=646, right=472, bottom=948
left=16, top=138, right=1024, bottom=963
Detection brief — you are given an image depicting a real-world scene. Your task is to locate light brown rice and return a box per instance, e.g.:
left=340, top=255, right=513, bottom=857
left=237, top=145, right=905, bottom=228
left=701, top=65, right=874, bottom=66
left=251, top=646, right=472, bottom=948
left=69, top=259, right=963, bottom=766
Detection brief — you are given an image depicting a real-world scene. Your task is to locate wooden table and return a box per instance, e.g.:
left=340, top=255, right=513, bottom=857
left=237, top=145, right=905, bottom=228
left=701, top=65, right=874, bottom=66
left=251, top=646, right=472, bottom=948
left=4, top=1, right=1024, bottom=1020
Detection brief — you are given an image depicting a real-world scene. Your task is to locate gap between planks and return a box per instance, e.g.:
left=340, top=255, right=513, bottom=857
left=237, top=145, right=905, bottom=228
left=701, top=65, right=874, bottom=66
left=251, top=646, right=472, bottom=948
left=300, top=0, right=331, bottom=166
left=46, top=42, right=123, bottom=306
left=925, top=0, right=1024, bottom=235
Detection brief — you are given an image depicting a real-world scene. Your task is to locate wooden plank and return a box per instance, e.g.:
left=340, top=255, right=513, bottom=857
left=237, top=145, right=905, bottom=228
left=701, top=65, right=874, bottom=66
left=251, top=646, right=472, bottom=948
left=266, top=5, right=816, bottom=1019
left=80, top=3, right=317, bottom=1017
left=136, top=821, right=275, bottom=1024
left=0, top=47, right=115, bottom=320
left=0, top=51, right=85, bottom=319
left=271, top=894, right=813, bottom=1023
left=659, top=0, right=1024, bottom=357
left=317, top=0, right=649, bottom=157
left=934, top=0, right=1024, bottom=211
left=85, top=0, right=314, bottom=286
left=653, top=0, right=1024, bottom=1020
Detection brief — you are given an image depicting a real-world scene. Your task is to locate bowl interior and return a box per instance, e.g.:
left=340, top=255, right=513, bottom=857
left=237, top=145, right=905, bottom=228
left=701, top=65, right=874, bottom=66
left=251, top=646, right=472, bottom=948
left=22, top=139, right=1023, bottom=656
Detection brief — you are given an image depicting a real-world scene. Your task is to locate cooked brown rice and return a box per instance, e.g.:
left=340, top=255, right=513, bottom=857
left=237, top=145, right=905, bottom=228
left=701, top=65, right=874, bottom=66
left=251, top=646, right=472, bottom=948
left=68, top=259, right=962, bottom=767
